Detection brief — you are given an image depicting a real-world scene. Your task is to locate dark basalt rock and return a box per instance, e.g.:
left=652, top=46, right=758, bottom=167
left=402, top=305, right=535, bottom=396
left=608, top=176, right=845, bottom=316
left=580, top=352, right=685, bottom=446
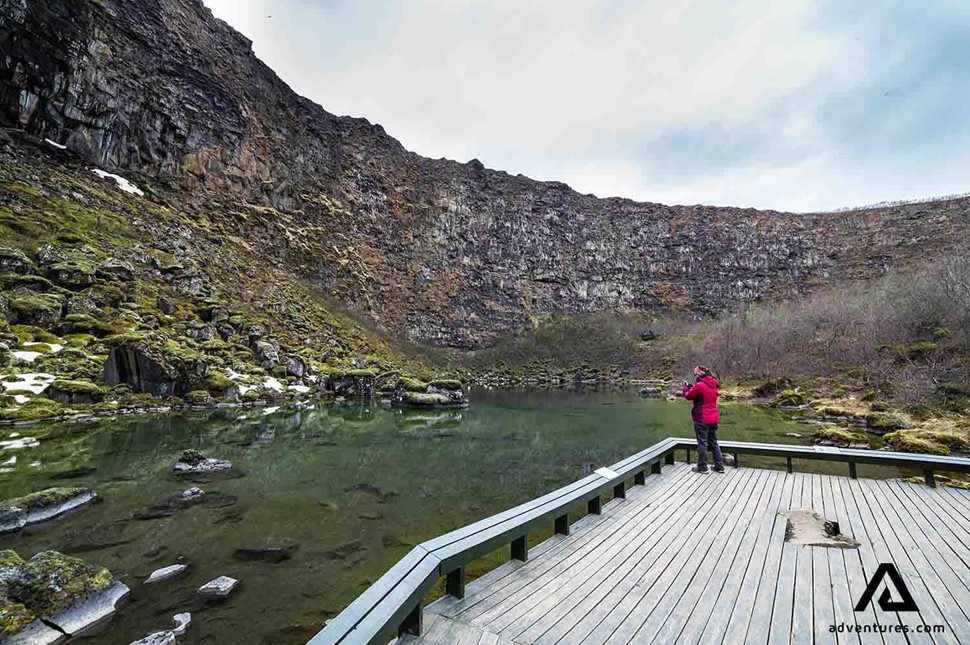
left=103, top=334, right=207, bottom=396
left=233, top=540, right=298, bottom=563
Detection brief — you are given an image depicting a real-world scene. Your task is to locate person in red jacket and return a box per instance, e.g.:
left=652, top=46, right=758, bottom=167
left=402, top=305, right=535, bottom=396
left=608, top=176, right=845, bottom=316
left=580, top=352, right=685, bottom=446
left=682, top=365, right=724, bottom=474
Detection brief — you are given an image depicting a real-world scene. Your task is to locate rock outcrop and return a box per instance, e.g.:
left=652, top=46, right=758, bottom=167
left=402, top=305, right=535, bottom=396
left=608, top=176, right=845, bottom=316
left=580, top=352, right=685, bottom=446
left=3, top=0, right=970, bottom=350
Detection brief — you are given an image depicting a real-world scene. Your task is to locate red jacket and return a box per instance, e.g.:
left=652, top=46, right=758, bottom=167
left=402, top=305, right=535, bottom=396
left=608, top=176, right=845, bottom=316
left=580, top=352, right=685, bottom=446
left=683, top=375, right=720, bottom=424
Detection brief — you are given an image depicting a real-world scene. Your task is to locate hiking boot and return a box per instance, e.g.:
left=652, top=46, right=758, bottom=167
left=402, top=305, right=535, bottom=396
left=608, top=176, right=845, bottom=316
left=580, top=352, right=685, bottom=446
left=691, top=466, right=710, bottom=474
left=712, top=467, right=725, bottom=474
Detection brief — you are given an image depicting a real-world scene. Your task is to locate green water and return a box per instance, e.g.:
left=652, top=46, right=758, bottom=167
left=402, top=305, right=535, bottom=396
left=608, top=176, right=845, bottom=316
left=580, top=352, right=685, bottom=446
left=0, top=389, right=811, bottom=644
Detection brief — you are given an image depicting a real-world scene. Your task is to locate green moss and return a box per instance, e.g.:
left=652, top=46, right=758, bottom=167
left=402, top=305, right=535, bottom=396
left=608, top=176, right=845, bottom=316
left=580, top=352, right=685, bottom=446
left=403, top=391, right=452, bottom=406
left=60, top=313, right=115, bottom=337
left=773, top=389, right=805, bottom=406
left=814, top=427, right=869, bottom=448
left=865, top=412, right=906, bottom=431
left=939, top=382, right=970, bottom=398
left=0, top=487, right=88, bottom=513
left=8, top=551, right=111, bottom=617
left=185, top=390, right=211, bottom=405
left=0, top=551, right=24, bottom=568
left=179, top=449, right=208, bottom=464
left=6, top=292, right=64, bottom=325
left=0, top=274, right=53, bottom=292
left=0, top=595, right=37, bottom=635
left=752, top=377, right=794, bottom=397
left=0, top=398, right=64, bottom=422
left=204, top=371, right=233, bottom=391
left=883, top=431, right=950, bottom=455
left=49, top=379, right=104, bottom=395
left=346, top=368, right=379, bottom=377
left=399, top=376, right=429, bottom=393
left=9, top=326, right=59, bottom=344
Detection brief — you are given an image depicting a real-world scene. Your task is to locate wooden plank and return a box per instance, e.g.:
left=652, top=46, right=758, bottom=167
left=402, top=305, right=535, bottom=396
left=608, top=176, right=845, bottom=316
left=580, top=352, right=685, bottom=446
left=789, top=473, right=814, bottom=645
left=599, top=468, right=765, bottom=643
left=448, top=465, right=698, bottom=624
left=675, top=470, right=786, bottom=644
left=516, top=466, right=746, bottom=643
left=737, top=470, right=796, bottom=645
left=832, top=475, right=912, bottom=645
left=810, top=474, right=837, bottom=645
left=864, top=479, right=970, bottom=639
left=821, top=474, right=882, bottom=645
left=468, top=464, right=716, bottom=633
left=555, top=467, right=757, bottom=645
left=843, top=478, right=938, bottom=645
left=888, top=480, right=970, bottom=569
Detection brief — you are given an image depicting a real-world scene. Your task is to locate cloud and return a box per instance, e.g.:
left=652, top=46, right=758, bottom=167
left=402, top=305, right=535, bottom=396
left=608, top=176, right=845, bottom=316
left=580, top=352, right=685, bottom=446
left=203, top=0, right=970, bottom=211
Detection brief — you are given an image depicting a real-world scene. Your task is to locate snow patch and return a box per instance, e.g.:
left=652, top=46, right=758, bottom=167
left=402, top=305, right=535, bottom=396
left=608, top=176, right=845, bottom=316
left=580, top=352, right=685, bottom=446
left=2, top=456, right=16, bottom=466
left=289, top=385, right=310, bottom=394
left=263, top=377, right=284, bottom=393
left=225, top=368, right=246, bottom=380
left=11, top=351, right=42, bottom=363
left=1, top=373, right=56, bottom=394
left=261, top=406, right=280, bottom=416
left=92, top=168, right=145, bottom=196
left=44, top=138, right=67, bottom=150
left=13, top=395, right=30, bottom=404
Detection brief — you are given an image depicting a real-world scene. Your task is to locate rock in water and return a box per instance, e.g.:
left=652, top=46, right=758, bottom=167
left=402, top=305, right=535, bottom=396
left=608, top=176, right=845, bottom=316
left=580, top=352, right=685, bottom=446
left=172, top=449, right=230, bottom=474
left=0, top=550, right=129, bottom=640
left=144, top=563, right=188, bottom=584
left=0, top=487, right=97, bottom=535
left=234, top=540, right=298, bottom=563
left=128, top=632, right=176, bottom=645
left=197, top=575, right=239, bottom=599
left=172, top=612, right=191, bottom=636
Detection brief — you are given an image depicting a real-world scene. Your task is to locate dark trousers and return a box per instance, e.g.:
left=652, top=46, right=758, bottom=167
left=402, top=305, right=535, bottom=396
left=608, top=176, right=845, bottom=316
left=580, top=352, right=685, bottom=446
left=694, top=422, right=723, bottom=471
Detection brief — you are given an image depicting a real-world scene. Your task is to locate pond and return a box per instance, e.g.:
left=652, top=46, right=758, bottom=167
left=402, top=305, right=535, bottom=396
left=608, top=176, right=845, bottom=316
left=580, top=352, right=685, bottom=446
left=0, top=389, right=815, bottom=644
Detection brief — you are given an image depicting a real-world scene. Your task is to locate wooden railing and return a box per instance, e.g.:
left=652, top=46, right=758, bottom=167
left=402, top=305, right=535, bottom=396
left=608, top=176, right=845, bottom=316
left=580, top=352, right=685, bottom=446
left=306, top=438, right=970, bottom=644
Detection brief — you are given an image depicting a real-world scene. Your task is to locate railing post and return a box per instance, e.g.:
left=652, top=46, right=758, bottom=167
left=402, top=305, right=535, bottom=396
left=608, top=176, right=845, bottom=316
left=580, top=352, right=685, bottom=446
left=446, top=567, right=465, bottom=599
left=398, top=601, right=423, bottom=636
left=650, top=461, right=661, bottom=476
left=924, top=469, right=936, bottom=488
left=686, top=448, right=691, bottom=464
left=588, top=496, right=602, bottom=515
left=664, top=452, right=675, bottom=465
left=637, top=468, right=649, bottom=483
left=848, top=462, right=858, bottom=479
left=511, top=535, right=528, bottom=561
left=786, top=457, right=793, bottom=474
left=555, top=513, right=570, bottom=536
left=613, top=481, right=626, bottom=499
left=732, top=452, right=739, bottom=468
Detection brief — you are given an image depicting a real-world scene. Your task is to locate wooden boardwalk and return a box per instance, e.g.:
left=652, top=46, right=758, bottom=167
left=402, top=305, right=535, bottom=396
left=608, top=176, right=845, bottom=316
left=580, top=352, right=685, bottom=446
left=402, top=464, right=970, bottom=645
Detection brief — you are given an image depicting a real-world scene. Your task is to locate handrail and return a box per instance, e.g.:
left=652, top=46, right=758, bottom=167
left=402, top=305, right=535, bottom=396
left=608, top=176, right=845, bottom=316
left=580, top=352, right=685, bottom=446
left=307, top=438, right=970, bottom=644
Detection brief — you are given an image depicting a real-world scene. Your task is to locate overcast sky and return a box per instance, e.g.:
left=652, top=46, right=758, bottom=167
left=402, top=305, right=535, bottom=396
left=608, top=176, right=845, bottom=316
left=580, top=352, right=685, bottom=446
left=203, top=0, right=970, bottom=212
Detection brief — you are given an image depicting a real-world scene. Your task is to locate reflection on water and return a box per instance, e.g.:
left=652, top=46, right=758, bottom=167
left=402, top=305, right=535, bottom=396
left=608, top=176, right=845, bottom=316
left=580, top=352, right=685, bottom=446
left=0, top=389, right=809, bottom=644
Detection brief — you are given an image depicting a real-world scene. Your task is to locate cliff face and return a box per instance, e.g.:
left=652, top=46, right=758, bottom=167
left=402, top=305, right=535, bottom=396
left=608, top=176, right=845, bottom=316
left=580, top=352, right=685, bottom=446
left=3, top=0, right=969, bottom=348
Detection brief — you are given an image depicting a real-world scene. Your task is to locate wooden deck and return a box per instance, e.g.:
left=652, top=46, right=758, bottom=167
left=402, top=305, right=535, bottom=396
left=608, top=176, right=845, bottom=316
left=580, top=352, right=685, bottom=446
left=402, top=464, right=970, bottom=645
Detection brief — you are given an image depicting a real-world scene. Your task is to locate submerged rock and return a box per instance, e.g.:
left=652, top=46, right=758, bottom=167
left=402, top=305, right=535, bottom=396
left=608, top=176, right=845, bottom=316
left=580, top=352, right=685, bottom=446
left=0, top=550, right=129, bottom=640
left=172, top=612, right=191, bottom=636
left=0, top=487, right=97, bottom=535
left=234, top=539, right=298, bottom=563
left=197, top=575, right=238, bottom=600
left=128, top=632, right=175, bottom=645
left=144, top=563, right=188, bottom=585
left=172, top=450, right=230, bottom=475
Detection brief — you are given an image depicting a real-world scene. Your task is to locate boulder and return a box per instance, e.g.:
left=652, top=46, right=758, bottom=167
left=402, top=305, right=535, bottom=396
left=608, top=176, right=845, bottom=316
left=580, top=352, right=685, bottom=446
left=0, top=247, right=34, bottom=274
left=172, top=450, right=230, bottom=475
left=197, top=575, right=238, bottom=600
left=46, top=379, right=105, bottom=404
left=156, top=297, right=175, bottom=315
left=0, top=488, right=97, bottom=535
left=253, top=340, right=279, bottom=368
left=47, top=262, right=95, bottom=291
left=103, top=334, right=207, bottom=396
left=95, top=258, right=135, bottom=282
left=1, top=551, right=129, bottom=640
left=285, top=355, right=307, bottom=378
left=3, top=291, right=65, bottom=325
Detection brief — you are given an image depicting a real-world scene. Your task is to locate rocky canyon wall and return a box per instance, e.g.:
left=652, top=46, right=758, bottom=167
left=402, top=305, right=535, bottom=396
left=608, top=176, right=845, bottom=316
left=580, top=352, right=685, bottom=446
left=2, top=0, right=968, bottom=347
